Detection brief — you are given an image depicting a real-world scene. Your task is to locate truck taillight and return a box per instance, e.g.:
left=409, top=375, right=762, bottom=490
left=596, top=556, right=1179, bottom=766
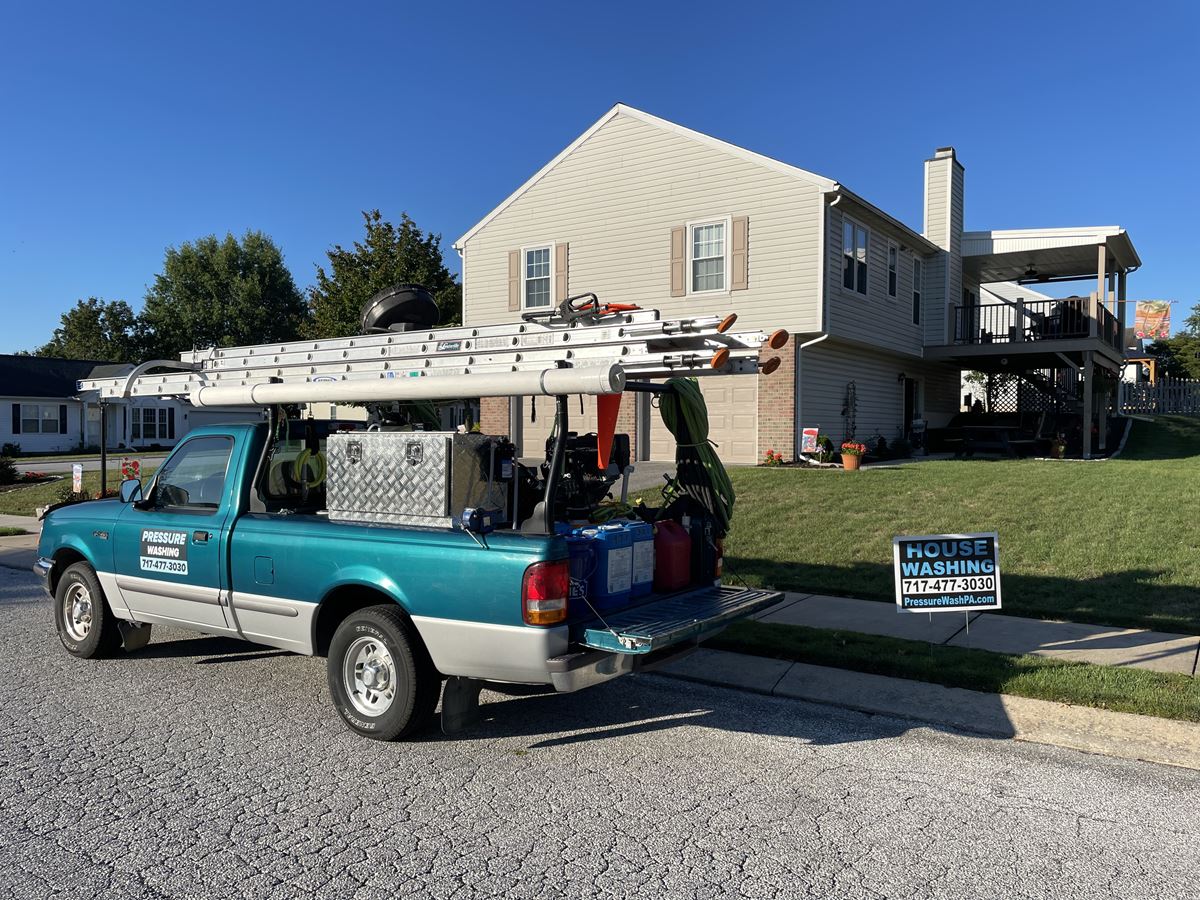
left=714, top=538, right=724, bottom=582
left=522, top=560, right=569, bottom=626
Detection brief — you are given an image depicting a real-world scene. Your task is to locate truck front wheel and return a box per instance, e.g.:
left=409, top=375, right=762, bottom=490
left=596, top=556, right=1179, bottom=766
left=53, top=562, right=122, bottom=659
left=326, top=605, right=439, bottom=741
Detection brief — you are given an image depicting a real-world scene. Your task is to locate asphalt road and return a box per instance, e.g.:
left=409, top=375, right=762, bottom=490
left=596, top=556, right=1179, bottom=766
left=1, top=565, right=1197, bottom=899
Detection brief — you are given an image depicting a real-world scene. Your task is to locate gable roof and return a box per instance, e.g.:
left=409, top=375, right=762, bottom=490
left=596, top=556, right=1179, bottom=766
left=454, top=104, right=840, bottom=251
left=0, top=355, right=111, bottom=399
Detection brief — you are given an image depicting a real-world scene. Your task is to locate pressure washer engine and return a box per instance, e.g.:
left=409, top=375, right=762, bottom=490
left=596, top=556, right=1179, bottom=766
left=542, top=431, right=630, bottom=521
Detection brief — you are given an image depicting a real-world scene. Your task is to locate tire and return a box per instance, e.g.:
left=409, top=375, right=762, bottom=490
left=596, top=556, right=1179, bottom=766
left=53, top=561, right=122, bottom=659
left=326, top=605, right=439, bottom=741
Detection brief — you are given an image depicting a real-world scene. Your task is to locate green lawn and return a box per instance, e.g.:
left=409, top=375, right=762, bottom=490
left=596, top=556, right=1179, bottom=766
left=712, top=416, right=1200, bottom=634
left=0, top=468, right=156, bottom=518
left=708, top=620, right=1200, bottom=722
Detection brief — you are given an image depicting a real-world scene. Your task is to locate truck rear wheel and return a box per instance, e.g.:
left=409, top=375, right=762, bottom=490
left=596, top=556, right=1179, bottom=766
left=326, top=605, right=439, bottom=741
left=53, top=562, right=122, bottom=659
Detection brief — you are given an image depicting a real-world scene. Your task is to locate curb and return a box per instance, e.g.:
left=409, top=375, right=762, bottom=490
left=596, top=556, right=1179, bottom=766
left=656, top=648, right=1200, bottom=771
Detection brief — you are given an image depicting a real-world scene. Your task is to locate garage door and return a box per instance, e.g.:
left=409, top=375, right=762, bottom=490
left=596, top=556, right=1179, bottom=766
left=519, top=394, right=598, bottom=461
left=648, top=377, right=758, bottom=465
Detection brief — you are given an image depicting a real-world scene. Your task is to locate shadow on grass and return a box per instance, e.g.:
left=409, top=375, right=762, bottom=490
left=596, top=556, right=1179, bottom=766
left=725, top=556, right=1200, bottom=637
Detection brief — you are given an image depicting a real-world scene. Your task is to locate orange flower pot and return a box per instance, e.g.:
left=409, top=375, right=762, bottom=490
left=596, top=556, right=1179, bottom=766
left=842, top=455, right=861, bottom=471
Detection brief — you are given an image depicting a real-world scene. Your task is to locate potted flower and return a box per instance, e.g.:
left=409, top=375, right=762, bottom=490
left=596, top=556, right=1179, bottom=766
left=840, top=441, right=867, bottom=471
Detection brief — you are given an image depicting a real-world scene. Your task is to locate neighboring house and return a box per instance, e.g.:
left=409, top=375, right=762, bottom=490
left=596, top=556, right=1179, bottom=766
left=454, top=104, right=1141, bottom=462
left=0, top=355, right=262, bottom=453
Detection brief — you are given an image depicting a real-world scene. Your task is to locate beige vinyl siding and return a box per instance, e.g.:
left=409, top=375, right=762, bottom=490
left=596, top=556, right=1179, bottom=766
left=460, top=112, right=823, bottom=336
left=799, top=340, right=960, bottom=444
left=824, top=202, right=926, bottom=358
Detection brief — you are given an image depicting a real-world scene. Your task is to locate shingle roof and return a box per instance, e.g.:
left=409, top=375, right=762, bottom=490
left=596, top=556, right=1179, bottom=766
left=0, top=355, right=113, bottom=399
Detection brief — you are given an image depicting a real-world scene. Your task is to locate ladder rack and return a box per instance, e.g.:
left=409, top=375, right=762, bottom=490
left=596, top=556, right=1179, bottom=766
left=78, top=306, right=787, bottom=407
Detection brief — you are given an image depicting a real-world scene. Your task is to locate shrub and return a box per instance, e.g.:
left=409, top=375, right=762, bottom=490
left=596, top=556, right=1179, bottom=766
left=0, top=457, right=16, bottom=485
left=1, top=442, right=19, bottom=457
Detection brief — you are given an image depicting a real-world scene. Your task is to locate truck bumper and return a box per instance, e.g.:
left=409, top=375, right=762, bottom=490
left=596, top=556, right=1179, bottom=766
left=34, top=557, right=53, bottom=596
left=545, top=638, right=706, bottom=693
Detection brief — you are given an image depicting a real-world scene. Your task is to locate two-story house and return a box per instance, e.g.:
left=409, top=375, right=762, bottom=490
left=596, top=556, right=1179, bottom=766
left=455, top=105, right=1139, bottom=462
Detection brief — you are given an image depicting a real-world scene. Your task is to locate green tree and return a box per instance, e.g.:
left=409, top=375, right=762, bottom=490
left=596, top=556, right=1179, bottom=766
left=140, top=231, right=307, bottom=359
left=37, top=298, right=141, bottom=361
left=308, top=210, right=461, bottom=338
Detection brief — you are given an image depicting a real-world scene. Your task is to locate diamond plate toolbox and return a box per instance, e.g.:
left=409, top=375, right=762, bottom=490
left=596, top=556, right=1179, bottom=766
left=326, top=432, right=508, bottom=529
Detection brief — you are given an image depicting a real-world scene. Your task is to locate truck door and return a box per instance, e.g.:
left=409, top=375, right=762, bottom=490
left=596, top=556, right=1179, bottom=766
left=111, top=435, right=236, bottom=631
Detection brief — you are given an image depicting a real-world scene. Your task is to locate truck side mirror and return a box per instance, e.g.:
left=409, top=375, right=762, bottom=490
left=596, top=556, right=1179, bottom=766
left=119, top=478, right=143, bottom=504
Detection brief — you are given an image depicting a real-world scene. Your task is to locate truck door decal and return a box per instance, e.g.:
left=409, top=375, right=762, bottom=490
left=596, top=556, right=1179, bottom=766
left=139, top=529, right=189, bottom=575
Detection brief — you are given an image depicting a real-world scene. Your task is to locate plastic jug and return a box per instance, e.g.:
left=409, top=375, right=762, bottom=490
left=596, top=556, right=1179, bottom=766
left=624, top=520, right=655, bottom=597
left=564, top=532, right=596, bottom=611
left=585, top=524, right=633, bottom=611
left=653, top=520, right=692, bottom=592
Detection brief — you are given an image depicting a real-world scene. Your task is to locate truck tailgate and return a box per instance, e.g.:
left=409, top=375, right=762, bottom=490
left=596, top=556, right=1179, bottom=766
left=576, top=585, right=781, bottom=655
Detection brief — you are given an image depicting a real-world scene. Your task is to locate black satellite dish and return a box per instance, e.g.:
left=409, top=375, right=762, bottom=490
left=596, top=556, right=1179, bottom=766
left=360, top=284, right=440, bottom=333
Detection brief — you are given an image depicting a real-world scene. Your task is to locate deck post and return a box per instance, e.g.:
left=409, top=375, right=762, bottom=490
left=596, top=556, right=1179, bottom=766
left=1015, top=298, right=1026, bottom=343
left=1081, top=351, right=1094, bottom=460
left=1117, top=269, right=1127, bottom=335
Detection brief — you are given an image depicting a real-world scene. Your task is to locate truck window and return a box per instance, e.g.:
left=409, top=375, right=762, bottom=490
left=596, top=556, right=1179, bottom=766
left=152, top=436, right=234, bottom=513
left=257, top=434, right=330, bottom=513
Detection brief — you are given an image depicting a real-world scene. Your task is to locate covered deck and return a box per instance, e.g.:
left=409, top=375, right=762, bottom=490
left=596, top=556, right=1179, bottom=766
left=926, top=226, right=1141, bottom=458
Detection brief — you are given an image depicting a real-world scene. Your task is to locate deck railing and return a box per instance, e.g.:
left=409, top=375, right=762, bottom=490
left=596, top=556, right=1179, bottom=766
left=952, top=297, right=1121, bottom=350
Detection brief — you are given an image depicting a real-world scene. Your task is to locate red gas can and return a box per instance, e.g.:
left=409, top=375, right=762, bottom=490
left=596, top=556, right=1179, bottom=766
left=653, top=521, right=692, bottom=592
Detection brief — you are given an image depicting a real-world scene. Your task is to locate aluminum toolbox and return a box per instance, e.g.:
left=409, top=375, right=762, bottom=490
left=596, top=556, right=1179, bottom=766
left=325, top=432, right=508, bottom=529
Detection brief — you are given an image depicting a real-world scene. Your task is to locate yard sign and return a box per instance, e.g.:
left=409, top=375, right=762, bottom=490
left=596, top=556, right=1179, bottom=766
left=893, top=533, right=1001, bottom=613
left=800, top=427, right=819, bottom=453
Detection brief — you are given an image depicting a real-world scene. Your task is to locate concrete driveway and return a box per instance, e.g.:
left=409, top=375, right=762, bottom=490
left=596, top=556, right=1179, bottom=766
left=1, top=566, right=1196, bottom=899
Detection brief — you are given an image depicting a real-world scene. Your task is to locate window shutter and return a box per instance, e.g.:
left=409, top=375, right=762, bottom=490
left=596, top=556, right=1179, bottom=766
left=59, top=404, right=68, bottom=435
left=554, top=243, right=569, bottom=303
left=11, top=403, right=19, bottom=435
left=168, top=407, right=176, bottom=439
left=507, top=250, right=520, bottom=311
left=670, top=226, right=686, bottom=297
left=731, top=216, right=748, bottom=291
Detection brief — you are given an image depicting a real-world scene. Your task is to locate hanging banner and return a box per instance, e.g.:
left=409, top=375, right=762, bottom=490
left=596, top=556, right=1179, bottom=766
left=1134, top=301, right=1171, bottom=340
left=893, top=533, right=1002, bottom=613
left=800, top=427, right=819, bottom=454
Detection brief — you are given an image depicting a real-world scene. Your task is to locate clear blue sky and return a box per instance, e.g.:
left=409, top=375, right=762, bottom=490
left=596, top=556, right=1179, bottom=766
left=2, top=0, right=1196, bottom=353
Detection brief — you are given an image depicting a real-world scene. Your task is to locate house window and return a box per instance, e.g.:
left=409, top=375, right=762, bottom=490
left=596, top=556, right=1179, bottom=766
left=522, top=246, right=552, bottom=309
left=842, top=218, right=868, bottom=295
left=132, top=407, right=169, bottom=442
left=912, top=257, right=923, bottom=325
left=887, top=242, right=898, bottom=298
left=689, top=220, right=727, bottom=293
left=18, top=404, right=60, bottom=434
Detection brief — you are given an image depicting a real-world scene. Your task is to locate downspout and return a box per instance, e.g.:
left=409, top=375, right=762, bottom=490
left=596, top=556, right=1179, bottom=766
left=794, top=189, right=838, bottom=461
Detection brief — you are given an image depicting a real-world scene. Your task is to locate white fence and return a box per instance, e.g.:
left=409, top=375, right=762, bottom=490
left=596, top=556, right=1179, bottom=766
left=1120, top=378, right=1200, bottom=414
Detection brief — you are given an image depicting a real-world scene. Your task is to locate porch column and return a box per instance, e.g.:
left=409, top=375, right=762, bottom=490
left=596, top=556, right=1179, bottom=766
left=1117, top=269, right=1128, bottom=334
left=1081, top=351, right=1094, bottom=460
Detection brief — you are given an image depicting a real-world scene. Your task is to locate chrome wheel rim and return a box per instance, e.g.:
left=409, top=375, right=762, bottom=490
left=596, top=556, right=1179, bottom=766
left=63, top=582, right=94, bottom=642
left=342, top=636, right=397, bottom=717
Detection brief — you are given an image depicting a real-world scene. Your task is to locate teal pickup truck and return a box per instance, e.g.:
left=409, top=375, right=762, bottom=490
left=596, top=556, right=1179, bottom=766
left=37, top=421, right=779, bottom=740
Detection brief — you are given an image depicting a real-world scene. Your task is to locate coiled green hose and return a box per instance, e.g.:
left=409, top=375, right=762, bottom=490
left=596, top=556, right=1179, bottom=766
left=657, top=377, right=735, bottom=536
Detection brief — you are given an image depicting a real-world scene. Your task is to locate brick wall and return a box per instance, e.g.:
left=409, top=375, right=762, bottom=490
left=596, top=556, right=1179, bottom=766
left=756, top=336, right=796, bottom=462
left=479, top=396, right=510, bottom=437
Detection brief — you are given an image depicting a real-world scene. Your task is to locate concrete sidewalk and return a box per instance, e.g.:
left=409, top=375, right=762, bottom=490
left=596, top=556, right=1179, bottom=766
left=753, top=592, right=1200, bottom=677
left=0, top=515, right=40, bottom=572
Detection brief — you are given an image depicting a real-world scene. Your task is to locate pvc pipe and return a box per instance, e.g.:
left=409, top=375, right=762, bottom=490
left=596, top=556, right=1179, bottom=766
left=189, top=363, right=626, bottom=408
